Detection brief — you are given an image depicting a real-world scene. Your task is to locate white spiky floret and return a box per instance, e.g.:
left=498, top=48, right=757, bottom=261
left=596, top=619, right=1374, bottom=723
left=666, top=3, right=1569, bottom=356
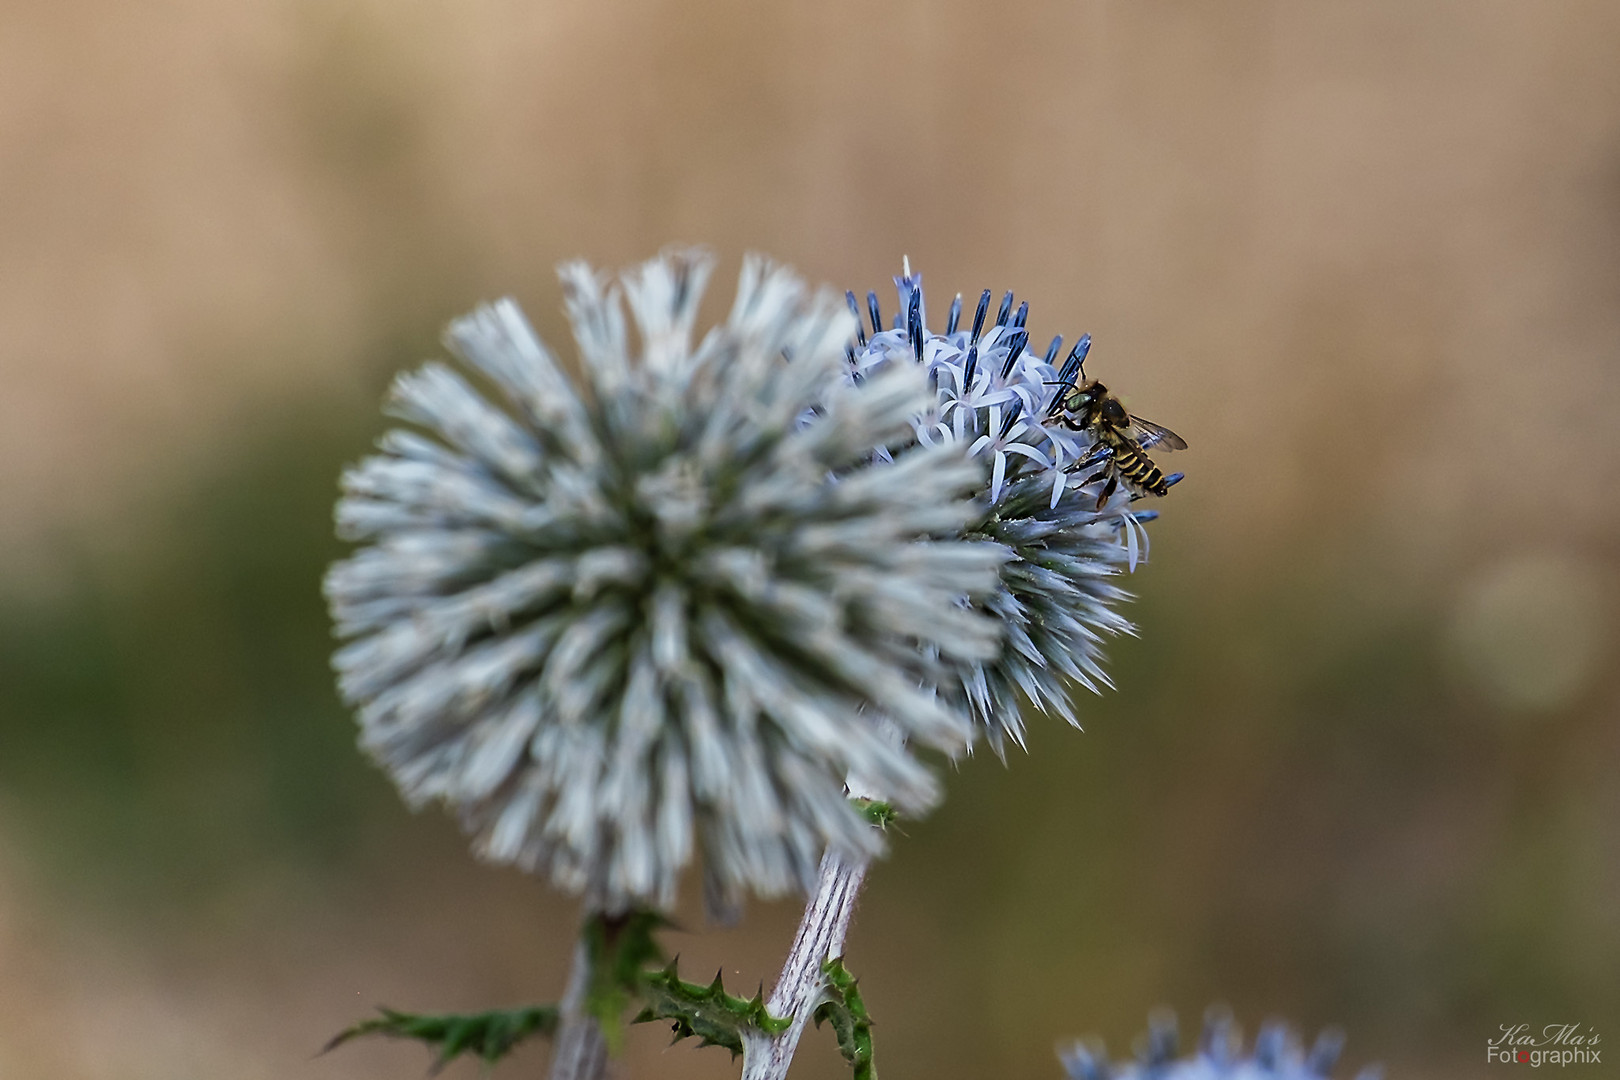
left=325, top=250, right=1008, bottom=914
left=844, top=265, right=1170, bottom=754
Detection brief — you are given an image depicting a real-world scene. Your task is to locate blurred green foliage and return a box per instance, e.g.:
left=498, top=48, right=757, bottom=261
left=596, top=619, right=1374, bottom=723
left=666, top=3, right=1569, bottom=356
left=0, top=393, right=392, bottom=927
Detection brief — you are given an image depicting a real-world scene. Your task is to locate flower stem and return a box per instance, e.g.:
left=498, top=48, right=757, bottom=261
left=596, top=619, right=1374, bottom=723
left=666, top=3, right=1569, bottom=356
left=741, top=849, right=871, bottom=1080
left=549, top=936, right=610, bottom=1080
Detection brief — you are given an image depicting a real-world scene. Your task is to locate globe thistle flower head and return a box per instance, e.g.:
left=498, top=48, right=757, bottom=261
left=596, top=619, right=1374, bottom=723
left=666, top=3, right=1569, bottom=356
left=845, top=264, right=1164, bottom=754
left=325, top=250, right=1007, bottom=914
left=1059, top=1008, right=1382, bottom=1080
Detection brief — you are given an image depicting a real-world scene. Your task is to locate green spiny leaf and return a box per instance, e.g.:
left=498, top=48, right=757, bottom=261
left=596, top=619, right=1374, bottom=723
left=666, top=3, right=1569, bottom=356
left=322, top=1003, right=559, bottom=1072
left=633, top=959, right=791, bottom=1058
left=813, top=956, right=876, bottom=1080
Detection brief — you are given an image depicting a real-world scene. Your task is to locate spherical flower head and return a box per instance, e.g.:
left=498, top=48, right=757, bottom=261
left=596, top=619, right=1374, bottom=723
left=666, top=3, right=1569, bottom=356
left=846, top=268, right=1163, bottom=754
left=1059, top=1008, right=1382, bottom=1080
left=325, top=250, right=1006, bottom=914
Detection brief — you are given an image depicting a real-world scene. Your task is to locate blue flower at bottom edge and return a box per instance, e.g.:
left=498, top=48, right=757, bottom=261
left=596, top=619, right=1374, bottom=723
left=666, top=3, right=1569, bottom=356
left=1060, top=1008, right=1383, bottom=1080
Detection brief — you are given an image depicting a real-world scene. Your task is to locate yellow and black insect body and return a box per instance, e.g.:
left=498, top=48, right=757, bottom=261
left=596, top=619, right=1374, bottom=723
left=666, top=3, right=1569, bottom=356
left=1047, top=378, right=1186, bottom=508
left=1094, top=421, right=1171, bottom=496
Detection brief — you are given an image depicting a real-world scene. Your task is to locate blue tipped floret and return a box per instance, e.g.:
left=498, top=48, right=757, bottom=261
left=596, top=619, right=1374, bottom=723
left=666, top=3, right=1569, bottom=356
left=1047, top=333, right=1093, bottom=415
left=999, top=329, right=1029, bottom=378
left=1141, top=1011, right=1179, bottom=1067
left=846, top=291, right=866, bottom=346
left=962, top=344, right=979, bottom=391
left=946, top=293, right=963, bottom=336
left=995, top=290, right=1015, bottom=327
left=1043, top=335, right=1064, bottom=365
left=1306, top=1030, right=1347, bottom=1076
left=1058, top=333, right=1092, bottom=385
left=998, top=397, right=1025, bottom=438
left=1254, top=1022, right=1290, bottom=1070
left=970, top=289, right=991, bottom=343
left=866, top=291, right=882, bottom=336
left=1061, top=1010, right=1370, bottom=1080
left=1059, top=1042, right=1113, bottom=1080
left=908, top=287, right=924, bottom=362
left=1012, top=300, right=1029, bottom=329
left=1164, top=472, right=1184, bottom=488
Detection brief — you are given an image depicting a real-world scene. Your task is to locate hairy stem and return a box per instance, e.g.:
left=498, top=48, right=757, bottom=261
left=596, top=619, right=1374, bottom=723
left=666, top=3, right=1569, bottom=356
left=549, top=937, right=610, bottom=1080
left=741, top=849, right=871, bottom=1080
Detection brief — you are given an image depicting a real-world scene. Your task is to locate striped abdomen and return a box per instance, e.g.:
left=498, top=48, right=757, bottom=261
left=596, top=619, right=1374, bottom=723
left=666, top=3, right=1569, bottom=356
left=1111, top=442, right=1168, bottom=496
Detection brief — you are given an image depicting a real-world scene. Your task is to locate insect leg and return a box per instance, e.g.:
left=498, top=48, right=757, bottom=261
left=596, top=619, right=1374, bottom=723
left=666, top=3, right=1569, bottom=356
left=1069, top=447, right=1111, bottom=474
left=1094, top=471, right=1119, bottom=510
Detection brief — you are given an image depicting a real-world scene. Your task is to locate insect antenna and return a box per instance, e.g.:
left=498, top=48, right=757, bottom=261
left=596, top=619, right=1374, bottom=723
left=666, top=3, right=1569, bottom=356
left=1042, top=377, right=1074, bottom=417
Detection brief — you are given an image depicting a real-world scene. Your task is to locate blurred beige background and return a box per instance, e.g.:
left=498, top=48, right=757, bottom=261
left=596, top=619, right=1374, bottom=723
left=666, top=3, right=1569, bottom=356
left=2, top=1, right=1618, bottom=1077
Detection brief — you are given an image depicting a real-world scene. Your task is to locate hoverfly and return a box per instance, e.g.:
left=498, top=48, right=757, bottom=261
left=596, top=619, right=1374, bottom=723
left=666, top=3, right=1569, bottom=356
left=1046, top=350, right=1186, bottom=508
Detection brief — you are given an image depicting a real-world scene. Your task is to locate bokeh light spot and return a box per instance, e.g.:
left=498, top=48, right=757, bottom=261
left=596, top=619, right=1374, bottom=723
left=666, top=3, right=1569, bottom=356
left=1447, top=553, right=1611, bottom=713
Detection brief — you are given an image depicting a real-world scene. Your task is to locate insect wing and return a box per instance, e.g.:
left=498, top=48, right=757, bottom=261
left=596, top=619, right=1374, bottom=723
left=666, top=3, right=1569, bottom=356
left=1127, top=415, right=1187, bottom=452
